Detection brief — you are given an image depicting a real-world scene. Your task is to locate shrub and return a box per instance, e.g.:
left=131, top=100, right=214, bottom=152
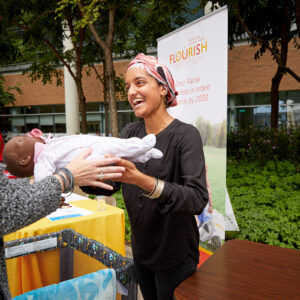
left=114, top=189, right=132, bottom=243
left=227, top=126, right=300, bottom=167
left=227, top=159, right=300, bottom=250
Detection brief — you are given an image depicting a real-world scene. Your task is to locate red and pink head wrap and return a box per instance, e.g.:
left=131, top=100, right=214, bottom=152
left=127, top=53, right=178, bottom=108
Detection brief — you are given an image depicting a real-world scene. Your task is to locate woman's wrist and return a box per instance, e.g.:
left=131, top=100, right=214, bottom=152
left=144, top=178, right=165, bottom=199
left=53, top=174, right=65, bottom=192
left=136, top=173, right=165, bottom=199
left=135, top=172, right=156, bottom=192
left=53, top=168, right=74, bottom=195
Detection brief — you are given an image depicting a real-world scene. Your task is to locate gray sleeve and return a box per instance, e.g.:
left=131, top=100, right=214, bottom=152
left=0, top=167, right=62, bottom=236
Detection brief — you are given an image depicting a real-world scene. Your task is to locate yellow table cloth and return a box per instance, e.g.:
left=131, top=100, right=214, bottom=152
left=4, top=199, right=125, bottom=297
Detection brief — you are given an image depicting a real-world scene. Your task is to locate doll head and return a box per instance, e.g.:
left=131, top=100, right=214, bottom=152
left=3, top=134, right=43, bottom=177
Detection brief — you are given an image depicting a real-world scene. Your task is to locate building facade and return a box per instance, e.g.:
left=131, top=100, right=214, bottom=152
left=228, top=40, right=300, bottom=129
left=1, top=40, right=299, bottom=137
left=0, top=60, right=136, bottom=137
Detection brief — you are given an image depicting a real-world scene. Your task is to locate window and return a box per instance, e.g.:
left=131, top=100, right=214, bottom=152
left=228, top=90, right=300, bottom=129
left=40, top=105, right=54, bottom=113
left=11, top=116, right=25, bottom=133
left=87, top=113, right=102, bottom=134
left=54, top=105, right=65, bottom=113
left=25, top=106, right=39, bottom=114
left=3, top=101, right=137, bottom=135
left=86, top=103, right=100, bottom=112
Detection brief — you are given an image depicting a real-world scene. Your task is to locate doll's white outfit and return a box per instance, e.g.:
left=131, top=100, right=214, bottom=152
left=33, top=134, right=162, bottom=181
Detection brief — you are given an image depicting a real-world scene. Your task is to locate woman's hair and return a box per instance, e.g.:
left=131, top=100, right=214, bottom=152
left=127, top=53, right=178, bottom=108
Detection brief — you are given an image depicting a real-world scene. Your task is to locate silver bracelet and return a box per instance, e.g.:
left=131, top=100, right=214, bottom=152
left=54, top=167, right=74, bottom=196
left=144, top=178, right=165, bottom=199
left=146, top=178, right=158, bottom=197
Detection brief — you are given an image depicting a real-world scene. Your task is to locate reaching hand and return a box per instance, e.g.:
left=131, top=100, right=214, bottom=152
left=65, top=148, right=125, bottom=190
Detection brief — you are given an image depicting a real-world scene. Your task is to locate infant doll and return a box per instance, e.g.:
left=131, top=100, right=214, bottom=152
left=3, top=129, right=163, bottom=181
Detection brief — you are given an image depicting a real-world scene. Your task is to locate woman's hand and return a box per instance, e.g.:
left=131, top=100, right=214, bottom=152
left=112, top=158, right=140, bottom=184
left=110, top=157, right=156, bottom=193
left=65, top=148, right=125, bottom=190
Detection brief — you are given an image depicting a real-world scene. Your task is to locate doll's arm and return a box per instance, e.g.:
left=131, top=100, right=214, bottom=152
left=119, top=134, right=162, bottom=162
left=130, top=148, right=163, bottom=163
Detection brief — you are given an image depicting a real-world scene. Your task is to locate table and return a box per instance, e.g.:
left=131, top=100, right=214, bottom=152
left=4, top=197, right=125, bottom=297
left=175, top=239, right=300, bottom=300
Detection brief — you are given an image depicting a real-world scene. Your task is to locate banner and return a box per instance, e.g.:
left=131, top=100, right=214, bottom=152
left=158, top=7, right=228, bottom=251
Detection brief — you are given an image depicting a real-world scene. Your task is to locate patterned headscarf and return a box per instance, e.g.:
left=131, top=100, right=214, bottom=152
left=127, top=53, right=178, bottom=107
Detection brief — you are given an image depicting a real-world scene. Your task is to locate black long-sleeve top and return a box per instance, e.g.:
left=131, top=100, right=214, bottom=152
left=83, top=119, right=208, bottom=274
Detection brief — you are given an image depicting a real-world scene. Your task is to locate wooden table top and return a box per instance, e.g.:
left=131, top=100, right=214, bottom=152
left=175, top=239, right=300, bottom=300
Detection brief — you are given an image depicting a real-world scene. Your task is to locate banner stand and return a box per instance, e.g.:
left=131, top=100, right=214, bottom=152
left=158, top=6, right=230, bottom=251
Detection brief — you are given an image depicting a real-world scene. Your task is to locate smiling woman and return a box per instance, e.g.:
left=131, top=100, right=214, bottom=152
left=81, top=53, right=209, bottom=300
left=125, top=67, right=168, bottom=119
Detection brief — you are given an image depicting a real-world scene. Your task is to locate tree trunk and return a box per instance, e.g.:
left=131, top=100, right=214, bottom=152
left=270, top=67, right=283, bottom=129
left=76, top=79, right=87, bottom=133
left=296, top=0, right=300, bottom=37
left=103, top=62, right=110, bottom=136
left=104, top=49, right=119, bottom=137
left=82, top=3, right=118, bottom=136
left=270, top=2, right=289, bottom=130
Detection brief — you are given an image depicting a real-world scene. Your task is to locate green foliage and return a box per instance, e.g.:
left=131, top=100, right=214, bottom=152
left=202, top=0, right=299, bottom=54
left=0, top=74, right=22, bottom=111
left=114, top=189, right=131, bottom=243
left=88, top=189, right=131, bottom=242
left=227, top=126, right=300, bottom=166
left=227, top=159, right=300, bottom=250
left=201, top=0, right=300, bottom=128
left=0, top=0, right=67, bottom=84
left=88, top=144, right=300, bottom=250
left=56, top=0, right=103, bottom=34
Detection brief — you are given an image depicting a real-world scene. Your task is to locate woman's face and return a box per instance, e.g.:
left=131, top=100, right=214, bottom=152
left=125, top=66, right=167, bottom=119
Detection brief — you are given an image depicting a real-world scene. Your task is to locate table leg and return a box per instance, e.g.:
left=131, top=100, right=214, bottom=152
left=121, top=282, right=138, bottom=300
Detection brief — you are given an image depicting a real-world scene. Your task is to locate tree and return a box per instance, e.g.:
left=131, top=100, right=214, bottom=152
left=0, top=7, right=22, bottom=112
left=2, top=0, right=190, bottom=135
left=58, top=0, right=189, bottom=136
left=0, top=74, right=22, bottom=112
left=201, top=0, right=300, bottom=129
left=0, top=0, right=95, bottom=133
